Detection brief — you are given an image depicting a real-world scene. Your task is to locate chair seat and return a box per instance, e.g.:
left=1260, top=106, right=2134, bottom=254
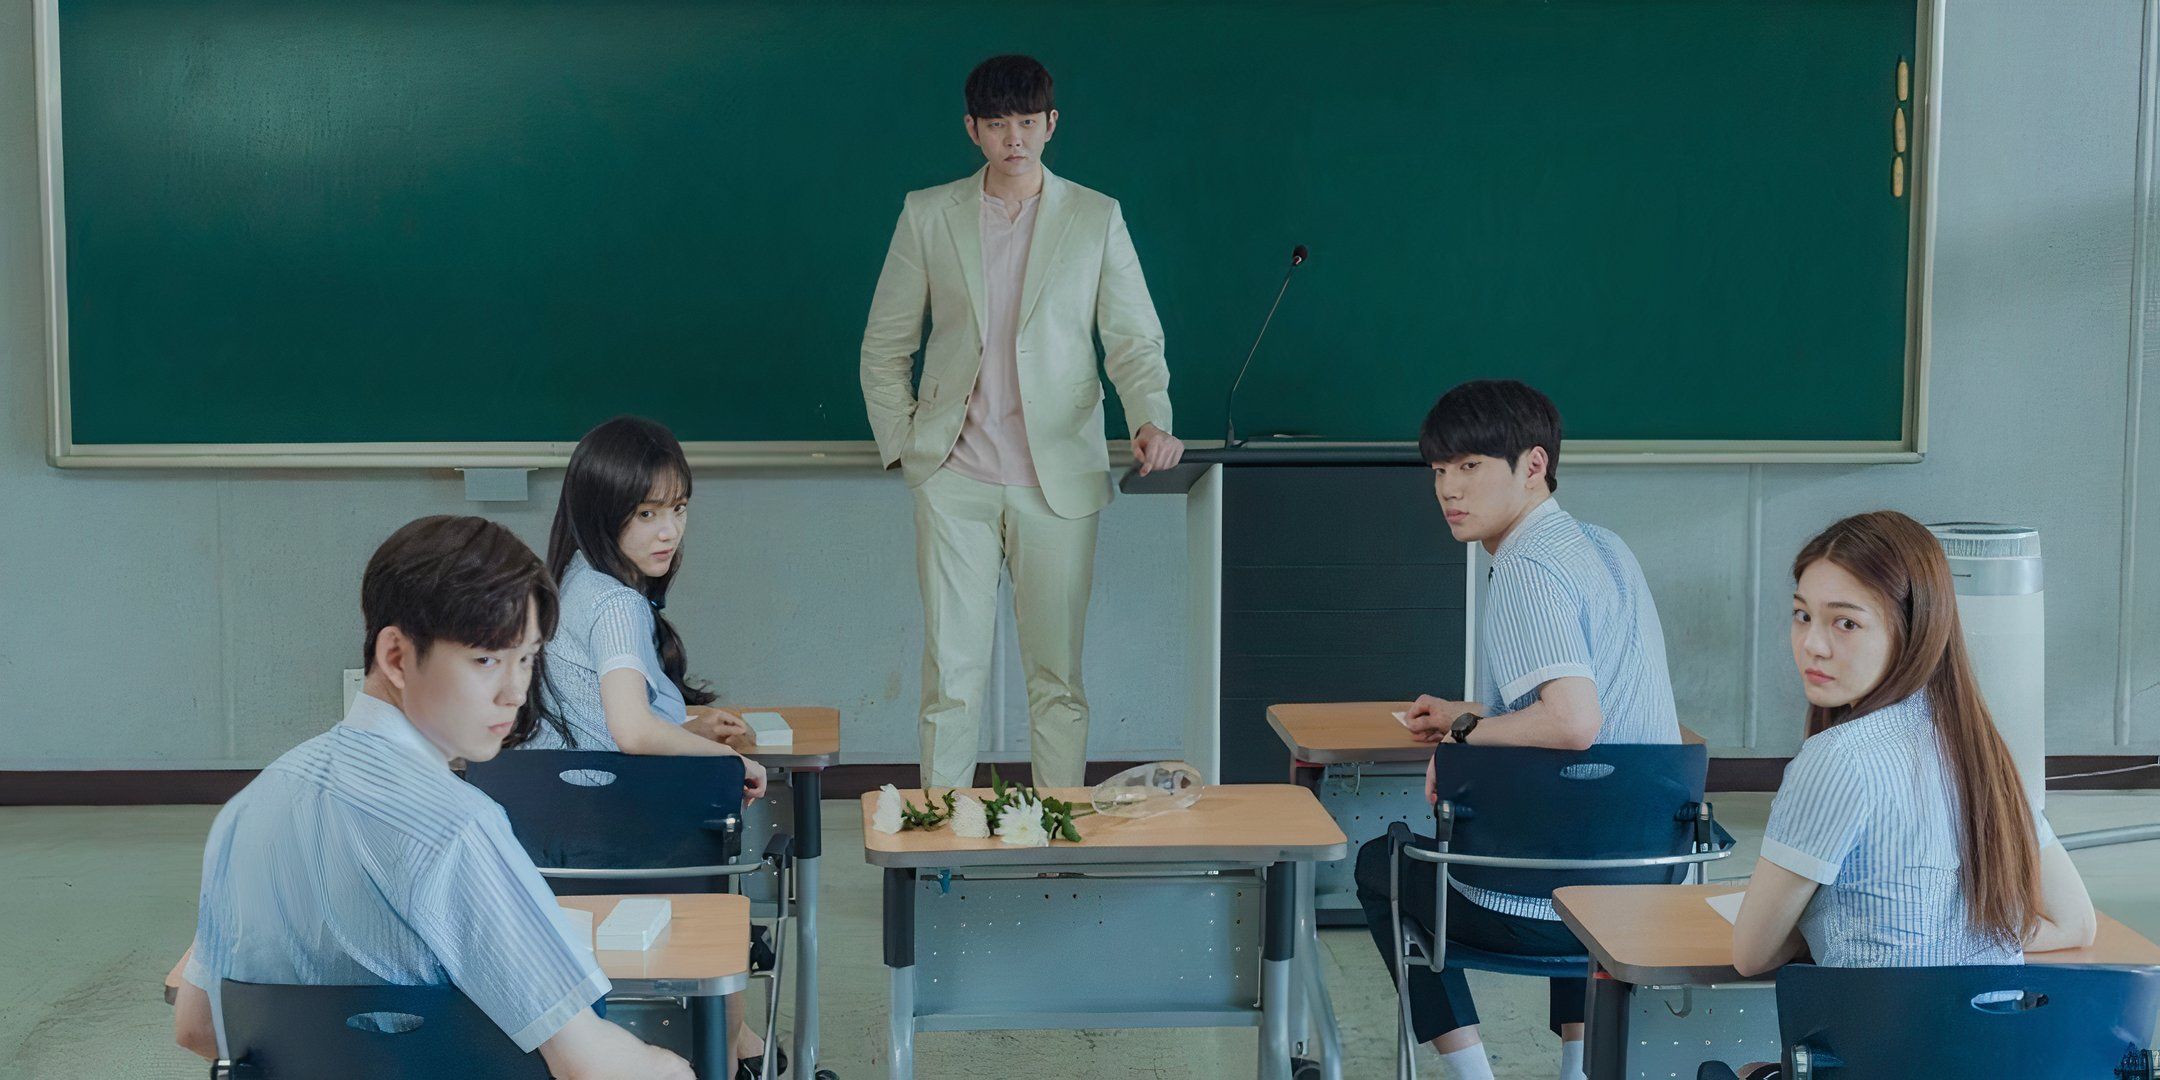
left=1444, top=943, right=1591, bottom=979
left=1399, top=917, right=1592, bottom=979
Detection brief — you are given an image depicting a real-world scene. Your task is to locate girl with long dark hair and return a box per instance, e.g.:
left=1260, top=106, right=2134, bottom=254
left=524, top=416, right=764, bottom=794
left=524, top=416, right=781, bottom=1076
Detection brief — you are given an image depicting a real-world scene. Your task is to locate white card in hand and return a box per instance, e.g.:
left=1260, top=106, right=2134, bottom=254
left=1392, top=710, right=1412, bottom=728
left=1705, top=891, right=1746, bottom=925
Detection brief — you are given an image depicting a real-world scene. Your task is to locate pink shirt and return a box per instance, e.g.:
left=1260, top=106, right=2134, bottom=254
left=943, top=188, right=1042, bottom=487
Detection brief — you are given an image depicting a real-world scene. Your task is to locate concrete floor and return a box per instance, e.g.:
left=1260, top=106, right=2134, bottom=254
left=4, top=792, right=2157, bottom=1079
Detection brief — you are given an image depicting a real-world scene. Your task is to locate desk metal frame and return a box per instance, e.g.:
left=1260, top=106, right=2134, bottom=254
left=1290, top=760, right=1427, bottom=926
left=878, top=857, right=1342, bottom=1080
left=1585, top=975, right=1780, bottom=1080
left=740, top=761, right=828, bottom=1076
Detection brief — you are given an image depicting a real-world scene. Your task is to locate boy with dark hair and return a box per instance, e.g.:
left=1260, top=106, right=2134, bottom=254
left=173, top=516, right=690, bottom=1080
left=860, top=54, right=1183, bottom=790
left=1362, top=379, right=1679, bottom=1080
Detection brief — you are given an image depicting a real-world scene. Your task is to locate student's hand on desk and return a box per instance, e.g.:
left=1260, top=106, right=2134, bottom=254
left=684, top=706, right=748, bottom=741
left=741, top=756, right=768, bottom=801
left=1132, top=424, right=1184, bottom=476
left=1404, top=695, right=1483, bottom=743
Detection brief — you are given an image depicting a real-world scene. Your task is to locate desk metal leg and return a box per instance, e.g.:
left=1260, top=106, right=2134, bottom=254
left=1585, top=970, right=1628, bottom=1080
left=691, top=993, right=729, bottom=1080
left=883, top=867, right=915, bottom=1080
left=888, top=966, right=915, bottom=1080
left=1297, top=860, right=1344, bottom=1080
left=1260, top=860, right=1296, bottom=1080
left=1288, top=858, right=1313, bottom=1055
left=792, top=769, right=823, bottom=1076
left=1305, top=953, right=1344, bottom=1080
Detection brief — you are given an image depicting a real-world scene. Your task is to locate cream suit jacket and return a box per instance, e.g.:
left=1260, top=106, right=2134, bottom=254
left=859, top=167, right=1173, bottom=519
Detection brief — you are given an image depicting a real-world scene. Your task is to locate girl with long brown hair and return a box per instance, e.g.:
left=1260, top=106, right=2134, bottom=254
left=1733, top=510, right=2094, bottom=984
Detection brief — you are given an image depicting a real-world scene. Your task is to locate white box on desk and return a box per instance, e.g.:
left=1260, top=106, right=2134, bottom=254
left=742, top=710, right=793, bottom=747
left=596, top=897, right=672, bottom=951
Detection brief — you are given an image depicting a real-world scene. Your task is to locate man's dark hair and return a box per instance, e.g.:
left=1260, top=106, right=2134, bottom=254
left=361, top=515, right=560, bottom=742
left=965, top=54, right=1054, bottom=119
left=1418, top=379, right=1563, bottom=492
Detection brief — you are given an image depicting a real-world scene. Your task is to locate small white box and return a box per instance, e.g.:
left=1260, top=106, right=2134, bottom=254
left=742, top=711, right=794, bottom=747
left=596, top=897, right=672, bottom=951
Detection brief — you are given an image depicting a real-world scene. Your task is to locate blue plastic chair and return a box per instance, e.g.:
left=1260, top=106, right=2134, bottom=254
left=462, top=750, right=753, bottom=895
left=1696, top=963, right=2160, bottom=1079
left=463, top=750, right=793, bottom=1077
left=212, top=980, right=547, bottom=1079
left=1385, top=742, right=1732, bottom=1079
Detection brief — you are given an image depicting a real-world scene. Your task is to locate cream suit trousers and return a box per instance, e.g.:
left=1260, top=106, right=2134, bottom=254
left=912, top=467, right=1099, bottom=789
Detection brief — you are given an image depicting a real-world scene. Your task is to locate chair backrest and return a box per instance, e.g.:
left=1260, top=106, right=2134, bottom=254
left=462, top=750, right=744, bottom=894
left=1776, top=964, right=2160, bottom=1078
left=1429, top=742, right=1708, bottom=897
left=219, top=980, right=548, bottom=1079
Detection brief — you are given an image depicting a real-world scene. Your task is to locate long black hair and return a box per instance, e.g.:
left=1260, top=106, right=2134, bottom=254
left=545, top=417, right=717, bottom=720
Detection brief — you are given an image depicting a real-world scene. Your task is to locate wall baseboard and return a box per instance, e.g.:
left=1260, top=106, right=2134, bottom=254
left=1, top=770, right=261, bottom=805
left=4, top=755, right=2154, bottom=806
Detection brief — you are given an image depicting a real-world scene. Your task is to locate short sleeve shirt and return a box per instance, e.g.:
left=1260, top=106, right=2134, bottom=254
left=525, top=551, right=688, bottom=751
left=185, top=694, right=608, bottom=1055
left=1763, top=691, right=2058, bottom=968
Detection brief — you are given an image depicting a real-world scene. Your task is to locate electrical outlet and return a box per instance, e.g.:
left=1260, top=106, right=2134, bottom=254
left=343, top=668, right=365, bottom=712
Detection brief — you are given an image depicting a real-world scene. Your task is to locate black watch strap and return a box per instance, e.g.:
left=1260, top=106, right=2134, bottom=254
left=1450, top=712, right=1481, bottom=744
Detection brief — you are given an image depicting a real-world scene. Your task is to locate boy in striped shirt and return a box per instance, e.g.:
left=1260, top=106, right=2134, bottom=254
left=1360, top=379, right=1680, bottom=1080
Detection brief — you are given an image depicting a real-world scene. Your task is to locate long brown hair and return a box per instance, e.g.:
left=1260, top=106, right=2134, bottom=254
left=1791, top=511, right=2040, bottom=946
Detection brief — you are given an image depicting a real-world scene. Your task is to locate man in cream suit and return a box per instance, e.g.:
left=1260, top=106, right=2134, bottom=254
left=860, top=55, right=1183, bottom=789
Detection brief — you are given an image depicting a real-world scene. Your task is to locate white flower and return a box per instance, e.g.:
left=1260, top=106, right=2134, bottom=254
left=995, top=795, right=1051, bottom=847
left=951, top=793, right=991, bottom=838
left=871, top=783, right=904, bottom=834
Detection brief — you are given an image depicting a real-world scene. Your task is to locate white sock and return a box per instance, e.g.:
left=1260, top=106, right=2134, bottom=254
left=1558, top=1038, right=1586, bottom=1080
left=1438, top=1043, right=1496, bottom=1080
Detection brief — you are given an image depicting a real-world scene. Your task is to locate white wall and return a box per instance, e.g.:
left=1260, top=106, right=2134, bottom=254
left=3, top=0, right=2155, bottom=769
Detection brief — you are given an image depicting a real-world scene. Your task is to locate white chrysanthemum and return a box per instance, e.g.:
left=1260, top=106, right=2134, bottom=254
left=871, top=783, right=904, bottom=834
left=995, top=795, right=1051, bottom=847
left=951, top=793, right=991, bottom=838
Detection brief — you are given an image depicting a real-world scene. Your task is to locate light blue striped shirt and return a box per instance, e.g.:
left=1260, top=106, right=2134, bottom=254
left=1457, top=498, right=1681, bottom=920
left=1763, top=691, right=2059, bottom=968
left=525, top=551, right=689, bottom=751
left=184, top=693, right=608, bottom=1055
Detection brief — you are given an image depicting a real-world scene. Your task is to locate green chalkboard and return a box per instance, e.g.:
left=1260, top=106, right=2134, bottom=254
left=53, top=0, right=1919, bottom=454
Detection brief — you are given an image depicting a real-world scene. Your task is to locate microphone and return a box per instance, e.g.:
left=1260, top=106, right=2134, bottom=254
left=1223, top=244, right=1309, bottom=448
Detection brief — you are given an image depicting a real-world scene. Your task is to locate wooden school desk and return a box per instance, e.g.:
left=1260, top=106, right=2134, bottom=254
left=1266, top=701, right=1704, bottom=923
left=164, top=895, right=751, bottom=1078
left=719, top=704, right=840, bottom=1077
left=862, top=784, right=1349, bottom=1080
left=1553, top=883, right=2160, bottom=1080
left=559, top=894, right=752, bottom=1078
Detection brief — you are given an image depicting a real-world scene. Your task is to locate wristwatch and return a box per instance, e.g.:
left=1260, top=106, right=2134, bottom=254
left=1448, top=712, right=1481, bottom=744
